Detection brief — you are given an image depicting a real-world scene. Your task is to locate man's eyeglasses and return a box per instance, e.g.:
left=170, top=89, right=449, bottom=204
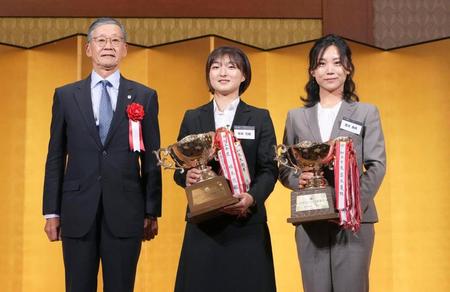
left=92, top=36, right=124, bottom=47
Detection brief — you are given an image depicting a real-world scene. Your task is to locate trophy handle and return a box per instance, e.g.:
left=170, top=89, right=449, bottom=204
left=321, top=141, right=335, bottom=165
left=153, top=148, right=185, bottom=173
left=274, top=144, right=300, bottom=174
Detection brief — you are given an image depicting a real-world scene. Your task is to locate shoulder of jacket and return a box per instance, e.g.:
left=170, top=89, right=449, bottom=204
left=352, top=101, right=379, bottom=114
left=249, top=105, right=270, bottom=117
left=288, top=106, right=308, bottom=116
left=126, top=79, right=156, bottom=94
left=55, top=79, right=83, bottom=93
left=183, top=105, right=207, bottom=119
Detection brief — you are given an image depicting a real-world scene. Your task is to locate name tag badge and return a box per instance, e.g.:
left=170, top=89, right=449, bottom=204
left=234, top=125, right=255, bottom=140
left=339, top=118, right=363, bottom=135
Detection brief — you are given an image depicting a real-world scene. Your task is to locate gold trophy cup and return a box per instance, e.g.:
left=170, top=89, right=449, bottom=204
left=154, top=132, right=237, bottom=223
left=275, top=140, right=339, bottom=224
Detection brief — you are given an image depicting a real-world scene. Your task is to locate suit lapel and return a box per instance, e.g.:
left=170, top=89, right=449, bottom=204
left=231, top=100, right=252, bottom=130
left=74, top=76, right=102, bottom=149
left=198, top=100, right=251, bottom=173
left=198, top=101, right=216, bottom=133
left=304, top=104, right=322, bottom=142
left=104, top=76, right=136, bottom=146
left=197, top=101, right=219, bottom=172
left=330, top=100, right=357, bottom=139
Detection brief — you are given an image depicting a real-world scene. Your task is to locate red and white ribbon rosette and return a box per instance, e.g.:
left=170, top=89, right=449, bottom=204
left=333, top=138, right=361, bottom=232
left=214, top=128, right=251, bottom=194
left=126, top=102, right=145, bottom=152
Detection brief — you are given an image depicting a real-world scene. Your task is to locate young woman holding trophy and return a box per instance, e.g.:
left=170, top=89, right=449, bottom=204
left=173, top=46, right=278, bottom=292
left=279, top=34, right=386, bottom=292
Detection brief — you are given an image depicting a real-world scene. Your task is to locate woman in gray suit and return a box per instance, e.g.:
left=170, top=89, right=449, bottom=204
left=279, top=34, right=386, bottom=292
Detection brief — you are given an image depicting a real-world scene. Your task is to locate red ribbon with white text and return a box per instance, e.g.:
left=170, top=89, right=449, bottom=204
left=215, top=128, right=251, bottom=194
left=126, top=103, right=145, bottom=152
left=334, top=139, right=361, bottom=232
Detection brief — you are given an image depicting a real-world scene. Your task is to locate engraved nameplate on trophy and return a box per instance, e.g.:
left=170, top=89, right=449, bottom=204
left=154, top=132, right=237, bottom=223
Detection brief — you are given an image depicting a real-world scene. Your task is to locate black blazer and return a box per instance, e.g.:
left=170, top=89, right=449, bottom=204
left=174, top=100, right=278, bottom=225
left=43, top=75, right=162, bottom=238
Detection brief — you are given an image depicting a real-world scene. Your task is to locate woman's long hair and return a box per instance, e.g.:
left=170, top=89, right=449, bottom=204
left=302, top=34, right=359, bottom=107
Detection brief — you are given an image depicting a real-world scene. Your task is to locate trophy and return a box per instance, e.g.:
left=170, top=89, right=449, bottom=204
left=275, top=140, right=339, bottom=224
left=154, top=132, right=238, bottom=223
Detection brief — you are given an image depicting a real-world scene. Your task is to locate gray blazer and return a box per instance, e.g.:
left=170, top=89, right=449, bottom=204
left=279, top=100, right=386, bottom=223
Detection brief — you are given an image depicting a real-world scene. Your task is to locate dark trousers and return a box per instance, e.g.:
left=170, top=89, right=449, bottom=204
left=62, top=204, right=142, bottom=292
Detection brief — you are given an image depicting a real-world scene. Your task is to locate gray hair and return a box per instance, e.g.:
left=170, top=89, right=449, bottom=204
left=87, top=18, right=127, bottom=42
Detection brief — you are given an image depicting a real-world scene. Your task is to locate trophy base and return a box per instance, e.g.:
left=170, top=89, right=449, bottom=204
left=186, top=176, right=238, bottom=224
left=287, top=186, right=339, bottom=225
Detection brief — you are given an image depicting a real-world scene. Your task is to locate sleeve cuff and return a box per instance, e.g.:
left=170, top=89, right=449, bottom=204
left=44, top=214, right=60, bottom=219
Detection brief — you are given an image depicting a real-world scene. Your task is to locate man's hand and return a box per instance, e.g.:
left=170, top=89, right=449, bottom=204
left=222, top=193, right=254, bottom=217
left=143, top=217, right=158, bottom=241
left=44, top=217, right=61, bottom=241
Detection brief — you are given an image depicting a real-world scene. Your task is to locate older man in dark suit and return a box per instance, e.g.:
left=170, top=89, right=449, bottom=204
left=42, top=18, right=162, bottom=292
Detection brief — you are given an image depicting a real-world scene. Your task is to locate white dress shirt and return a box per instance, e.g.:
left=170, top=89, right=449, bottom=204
left=317, top=101, right=342, bottom=142
left=213, top=97, right=240, bottom=130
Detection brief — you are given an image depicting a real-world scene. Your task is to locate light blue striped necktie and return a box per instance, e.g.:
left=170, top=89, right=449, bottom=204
left=99, top=80, right=113, bottom=145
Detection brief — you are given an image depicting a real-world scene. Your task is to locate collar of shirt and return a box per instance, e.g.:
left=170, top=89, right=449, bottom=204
left=317, top=100, right=342, bottom=114
left=213, top=97, right=240, bottom=129
left=317, top=100, right=342, bottom=142
left=90, top=70, right=121, bottom=125
left=213, top=97, right=240, bottom=114
left=90, top=69, right=121, bottom=90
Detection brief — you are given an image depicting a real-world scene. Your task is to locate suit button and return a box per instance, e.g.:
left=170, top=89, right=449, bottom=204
left=102, top=150, right=107, bottom=156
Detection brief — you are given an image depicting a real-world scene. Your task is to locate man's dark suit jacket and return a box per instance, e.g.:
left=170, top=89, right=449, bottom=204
left=43, top=75, right=162, bottom=238
left=174, top=100, right=278, bottom=224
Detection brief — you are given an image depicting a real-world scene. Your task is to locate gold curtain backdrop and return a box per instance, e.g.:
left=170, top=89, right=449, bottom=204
left=0, top=35, right=449, bottom=292
left=0, top=18, right=322, bottom=49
